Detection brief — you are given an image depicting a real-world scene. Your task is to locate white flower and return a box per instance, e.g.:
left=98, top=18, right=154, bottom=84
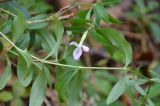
left=70, top=41, right=89, bottom=60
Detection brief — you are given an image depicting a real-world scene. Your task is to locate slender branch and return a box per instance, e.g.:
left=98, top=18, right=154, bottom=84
left=0, top=8, right=55, bottom=24
left=57, top=3, right=79, bottom=16
left=0, top=2, right=93, bottom=24
left=27, top=15, right=54, bottom=24
left=8, top=49, right=124, bottom=70
left=0, top=32, right=124, bottom=70
left=0, top=31, right=153, bottom=80
left=0, top=8, right=16, bottom=17
left=35, top=59, right=124, bottom=70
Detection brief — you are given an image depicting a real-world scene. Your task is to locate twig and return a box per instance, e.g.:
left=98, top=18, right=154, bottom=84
left=59, top=13, right=74, bottom=20
left=0, top=8, right=55, bottom=24
left=0, top=31, right=125, bottom=71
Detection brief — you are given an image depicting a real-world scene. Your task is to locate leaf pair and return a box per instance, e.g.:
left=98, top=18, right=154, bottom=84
left=12, top=9, right=26, bottom=42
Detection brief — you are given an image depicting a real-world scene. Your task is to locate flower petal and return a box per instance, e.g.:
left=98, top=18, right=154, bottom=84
left=82, top=45, right=89, bottom=52
left=69, top=41, right=78, bottom=47
left=73, top=47, right=82, bottom=60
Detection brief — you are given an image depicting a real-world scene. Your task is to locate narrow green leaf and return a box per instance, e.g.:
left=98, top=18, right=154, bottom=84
left=108, top=14, right=122, bottom=24
left=106, top=75, right=128, bottom=105
left=93, top=3, right=109, bottom=24
left=56, top=57, right=82, bottom=105
left=0, top=60, right=12, bottom=90
left=128, top=78, right=148, bottom=86
left=105, top=28, right=132, bottom=66
left=28, top=31, right=35, bottom=50
left=67, top=70, right=82, bottom=106
left=89, top=29, right=112, bottom=47
left=86, top=6, right=93, bottom=20
left=94, top=28, right=132, bottom=66
left=150, top=78, right=160, bottom=83
left=17, top=51, right=32, bottom=87
left=43, top=66, right=52, bottom=87
left=29, top=72, right=47, bottom=106
left=134, top=84, right=146, bottom=95
left=37, top=29, right=56, bottom=57
left=12, top=9, right=26, bottom=42
left=0, top=19, right=12, bottom=34
left=17, top=50, right=32, bottom=68
left=146, top=98, right=155, bottom=106
left=44, top=19, right=64, bottom=59
left=15, top=32, right=30, bottom=49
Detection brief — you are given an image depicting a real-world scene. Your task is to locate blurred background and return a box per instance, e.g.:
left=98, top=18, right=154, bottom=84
left=0, top=0, right=160, bottom=106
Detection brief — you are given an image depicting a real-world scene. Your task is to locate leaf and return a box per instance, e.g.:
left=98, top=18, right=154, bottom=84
left=89, top=29, right=112, bottom=47
left=0, top=59, right=12, bottom=90
left=15, top=32, right=30, bottom=49
left=106, top=75, right=128, bottom=105
left=128, top=78, right=148, bottom=86
left=29, top=72, right=47, bottom=106
left=146, top=98, right=155, bottom=106
left=12, top=9, right=26, bottom=42
left=134, top=85, right=146, bottom=95
left=28, top=31, right=35, bottom=50
left=91, top=28, right=132, bottom=66
left=17, top=50, right=32, bottom=68
left=0, top=19, right=12, bottom=34
left=93, top=3, right=109, bottom=24
left=43, top=66, right=52, bottom=87
left=150, top=78, right=160, bottom=83
left=44, top=19, right=64, bottom=59
left=55, top=57, right=82, bottom=106
left=86, top=6, right=93, bottom=20
left=26, top=14, right=48, bottom=29
left=67, top=70, right=82, bottom=106
left=17, top=51, right=32, bottom=87
left=37, top=29, right=56, bottom=56
left=108, top=14, right=122, bottom=24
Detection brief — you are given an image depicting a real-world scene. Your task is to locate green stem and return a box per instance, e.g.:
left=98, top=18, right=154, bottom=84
left=0, top=8, right=16, bottom=17
left=79, top=19, right=95, bottom=45
left=0, top=8, right=54, bottom=24
left=0, top=32, right=124, bottom=70
left=79, top=30, right=88, bottom=46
